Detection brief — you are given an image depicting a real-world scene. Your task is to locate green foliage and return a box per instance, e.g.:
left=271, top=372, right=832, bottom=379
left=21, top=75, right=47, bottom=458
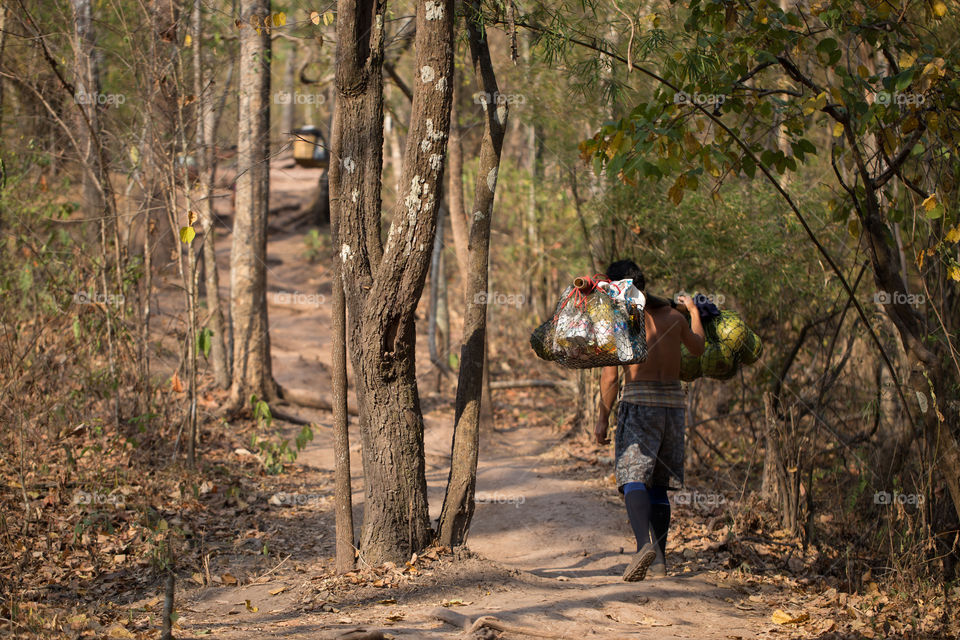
left=303, top=228, right=327, bottom=263
left=196, top=327, right=214, bottom=360
left=248, top=416, right=314, bottom=475
left=571, top=0, right=958, bottom=275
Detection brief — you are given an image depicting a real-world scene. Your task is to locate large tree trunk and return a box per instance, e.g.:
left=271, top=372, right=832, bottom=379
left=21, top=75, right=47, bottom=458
left=331, top=0, right=454, bottom=564
left=192, top=0, right=230, bottom=389
left=229, top=0, right=275, bottom=407
left=437, top=0, right=507, bottom=547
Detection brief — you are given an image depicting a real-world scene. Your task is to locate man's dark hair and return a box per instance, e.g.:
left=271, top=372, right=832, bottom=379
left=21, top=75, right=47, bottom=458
left=606, top=259, right=675, bottom=309
left=605, top=259, right=645, bottom=291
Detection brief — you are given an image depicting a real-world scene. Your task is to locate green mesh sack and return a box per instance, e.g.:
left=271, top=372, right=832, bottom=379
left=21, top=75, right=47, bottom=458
left=679, top=344, right=702, bottom=381
left=713, top=310, right=749, bottom=352
left=700, top=340, right=737, bottom=379
left=683, top=308, right=762, bottom=380
left=740, top=327, right=764, bottom=365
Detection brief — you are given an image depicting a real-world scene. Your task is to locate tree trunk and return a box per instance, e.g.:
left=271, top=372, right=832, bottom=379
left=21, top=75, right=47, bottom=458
left=331, top=0, right=454, bottom=564
left=437, top=0, right=507, bottom=547
left=429, top=212, right=452, bottom=382
left=446, top=78, right=469, bottom=295
left=229, top=0, right=275, bottom=407
left=71, top=0, right=104, bottom=221
left=329, top=100, right=355, bottom=572
left=193, top=0, right=230, bottom=389
left=0, top=5, right=7, bottom=136
left=280, top=42, right=296, bottom=143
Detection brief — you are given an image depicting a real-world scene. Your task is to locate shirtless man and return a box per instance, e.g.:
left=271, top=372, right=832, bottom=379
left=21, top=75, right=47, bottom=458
left=594, top=260, right=705, bottom=581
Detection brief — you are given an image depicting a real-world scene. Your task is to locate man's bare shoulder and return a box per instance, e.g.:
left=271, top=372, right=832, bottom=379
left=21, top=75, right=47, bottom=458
left=648, top=306, right=686, bottom=326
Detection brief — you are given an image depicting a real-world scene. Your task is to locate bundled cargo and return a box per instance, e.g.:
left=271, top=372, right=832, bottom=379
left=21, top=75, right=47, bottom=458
left=530, top=276, right=647, bottom=369
left=680, top=309, right=763, bottom=381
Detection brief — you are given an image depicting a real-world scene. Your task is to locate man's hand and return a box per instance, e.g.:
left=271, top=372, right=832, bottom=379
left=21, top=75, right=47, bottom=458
left=676, top=294, right=698, bottom=314
left=594, top=416, right=610, bottom=445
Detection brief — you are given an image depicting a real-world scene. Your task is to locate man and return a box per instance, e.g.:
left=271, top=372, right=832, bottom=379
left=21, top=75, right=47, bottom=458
left=595, top=260, right=705, bottom=581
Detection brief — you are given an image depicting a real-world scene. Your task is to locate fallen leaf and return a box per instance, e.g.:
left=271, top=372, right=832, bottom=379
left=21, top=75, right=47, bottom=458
left=106, top=624, right=135, bottom=639
left=771, top=609, right=809, bottom=625
left=244, top=599, right=258, bottom=612
left=269, top=586, right=287, bottom=596
left=222, top=573, right=238, bottom=585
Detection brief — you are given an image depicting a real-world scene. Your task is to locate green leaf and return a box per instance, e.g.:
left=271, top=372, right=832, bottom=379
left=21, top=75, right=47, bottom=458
left=179, top=226, right=196, bottom=244
left=196, top=327, right=213, bottom=359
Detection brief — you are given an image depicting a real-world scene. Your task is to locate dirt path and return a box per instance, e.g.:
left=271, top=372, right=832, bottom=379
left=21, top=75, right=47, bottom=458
left=173, top=165, right=772, bottom=638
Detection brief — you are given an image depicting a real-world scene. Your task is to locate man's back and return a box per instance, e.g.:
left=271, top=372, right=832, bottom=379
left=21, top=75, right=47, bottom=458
left=623, top=306, right=689, bottom=382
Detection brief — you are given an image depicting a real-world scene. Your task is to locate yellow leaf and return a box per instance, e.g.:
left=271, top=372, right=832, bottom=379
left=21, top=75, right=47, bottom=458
left=107, top=624, right=136, bottom=639
left=899, top=52, right=917, bottom=69
left=179, top=226, right=196, bottom=244
left=933, top=0, right=946, bottom=17
left=269, top=586, right=287, bottom=595
left=857, top=64, right=870, bottom=78
left=244, top=599, right=258, bottom=612
left=184, top=34, right=192, bottom=47
left=916, top=249, right=925, bottom=270
left=771, top=609, right=810, bottom=625
left=832, top=122, right=844, bottom=138
left=310, top=10, right=320, bottom=25
left=271, top=12, right=286, bottom=27
left=945, top=226, right=960, bottom=243
left=949, top=266, right=960, bottom=282
left=323, top=10, right=335, bottom=25
left=922, top=194, right=938, bottom=211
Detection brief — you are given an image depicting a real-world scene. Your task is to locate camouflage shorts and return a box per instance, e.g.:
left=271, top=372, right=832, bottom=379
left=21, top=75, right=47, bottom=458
left=615, top=402, right=685, bottom=492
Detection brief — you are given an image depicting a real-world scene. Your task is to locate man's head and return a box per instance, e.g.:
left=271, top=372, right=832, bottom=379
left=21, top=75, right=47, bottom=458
left=606, top=260, right=646, bottom=291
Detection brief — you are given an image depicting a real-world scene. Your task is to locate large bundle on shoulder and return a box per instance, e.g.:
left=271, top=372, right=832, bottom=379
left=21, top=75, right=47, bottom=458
left=530, top=275, right=647, bottom=369
left=679, top=307, right=763, bottom=381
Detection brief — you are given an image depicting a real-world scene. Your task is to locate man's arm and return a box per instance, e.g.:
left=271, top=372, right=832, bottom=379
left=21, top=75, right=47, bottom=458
left=676, top=295, right=706, bottom=356
left=595, top=366, right=620, bottom=444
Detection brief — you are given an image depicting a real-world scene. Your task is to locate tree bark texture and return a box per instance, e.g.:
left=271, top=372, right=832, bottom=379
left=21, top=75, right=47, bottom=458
left=331, top=0, right=454, bottom=563
left=229, top=0, right=275, bottom=406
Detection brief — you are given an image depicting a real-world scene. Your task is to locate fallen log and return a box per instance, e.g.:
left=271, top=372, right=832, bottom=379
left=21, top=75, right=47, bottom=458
left=277, top=385, right=360, bottom=416
left=489, top=379, right=575, bottom=392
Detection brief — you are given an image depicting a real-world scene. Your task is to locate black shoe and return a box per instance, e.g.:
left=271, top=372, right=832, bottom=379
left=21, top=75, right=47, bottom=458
left=647, top=560, right=667, bottom=578
left=622, top=543, right=657, bottom=582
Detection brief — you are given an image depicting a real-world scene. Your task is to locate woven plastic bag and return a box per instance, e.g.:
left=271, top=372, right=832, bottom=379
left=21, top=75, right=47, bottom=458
left=530, top=278, right=646, bottom=369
